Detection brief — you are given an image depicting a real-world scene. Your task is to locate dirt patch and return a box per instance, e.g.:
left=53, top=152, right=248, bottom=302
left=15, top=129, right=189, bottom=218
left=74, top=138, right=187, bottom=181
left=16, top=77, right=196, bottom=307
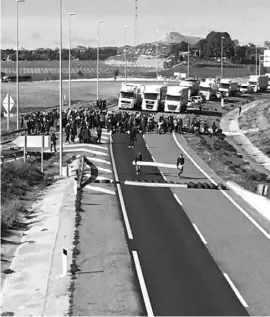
left=239, top=101, right=270, bottom=156
left=183, top=132, right=270, bottom=198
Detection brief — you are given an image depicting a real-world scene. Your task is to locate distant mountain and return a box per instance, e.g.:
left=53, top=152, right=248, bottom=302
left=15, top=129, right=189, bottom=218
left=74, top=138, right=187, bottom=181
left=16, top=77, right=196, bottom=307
left=159, top=32, right=202, bottom=46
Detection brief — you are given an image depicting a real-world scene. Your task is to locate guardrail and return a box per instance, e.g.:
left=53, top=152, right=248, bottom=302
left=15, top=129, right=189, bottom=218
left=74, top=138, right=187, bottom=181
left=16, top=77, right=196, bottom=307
left=1, top=128, right=28, bottom=144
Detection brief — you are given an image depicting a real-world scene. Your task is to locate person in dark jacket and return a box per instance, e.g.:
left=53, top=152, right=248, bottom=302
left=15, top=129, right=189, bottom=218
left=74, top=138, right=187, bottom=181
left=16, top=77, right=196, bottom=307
left=135, top=152, right=142, bottom=175
left=129, top=127, right=136, bottom=148
left=96, top=125, right=102, bottom=144
left=176, top=154, right=185, bottom=179
left=51, top=133, right=58, bottom=153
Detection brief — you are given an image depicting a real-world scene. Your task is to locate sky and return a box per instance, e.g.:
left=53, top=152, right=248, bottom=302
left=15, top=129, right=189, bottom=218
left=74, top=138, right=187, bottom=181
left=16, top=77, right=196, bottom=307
left=1, top=0, right=270, bottom=49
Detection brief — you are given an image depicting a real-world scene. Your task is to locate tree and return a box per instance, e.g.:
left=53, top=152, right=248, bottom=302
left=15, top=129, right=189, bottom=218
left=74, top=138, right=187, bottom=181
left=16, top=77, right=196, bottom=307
left=264, top=41, right=270, bottom=49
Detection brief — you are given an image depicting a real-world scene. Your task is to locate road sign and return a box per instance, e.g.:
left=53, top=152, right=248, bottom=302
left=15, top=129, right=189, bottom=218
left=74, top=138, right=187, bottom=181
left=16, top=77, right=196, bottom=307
left=13, top=135, right=51, bottom=149
left=2, top=93, right=15, bottom=112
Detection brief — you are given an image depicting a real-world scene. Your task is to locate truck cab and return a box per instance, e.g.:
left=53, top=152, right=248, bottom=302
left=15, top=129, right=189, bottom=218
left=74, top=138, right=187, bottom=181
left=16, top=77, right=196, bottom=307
left=118, top=83, right=144, bottom=110
left=218, top=79, right=238, bottom=97
left=141, top=85, right=167, bottom=112
left=199, top=79, right=219, bottom=101
left=164, top=86, right=189, bottom=113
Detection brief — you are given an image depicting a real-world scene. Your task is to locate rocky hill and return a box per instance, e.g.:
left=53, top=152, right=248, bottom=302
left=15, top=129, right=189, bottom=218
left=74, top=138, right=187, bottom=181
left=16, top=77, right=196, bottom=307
left=105, top=31, right=201, bottom=68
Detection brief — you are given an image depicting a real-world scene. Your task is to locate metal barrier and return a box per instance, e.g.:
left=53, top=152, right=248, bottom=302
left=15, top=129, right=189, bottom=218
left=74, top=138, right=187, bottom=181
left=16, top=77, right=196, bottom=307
left=1, top=128, right=28, bottom=145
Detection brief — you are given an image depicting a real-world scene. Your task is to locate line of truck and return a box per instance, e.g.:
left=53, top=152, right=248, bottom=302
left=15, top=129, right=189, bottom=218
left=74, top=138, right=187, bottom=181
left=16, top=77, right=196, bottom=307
left=117, top=74, right=270, bottom=114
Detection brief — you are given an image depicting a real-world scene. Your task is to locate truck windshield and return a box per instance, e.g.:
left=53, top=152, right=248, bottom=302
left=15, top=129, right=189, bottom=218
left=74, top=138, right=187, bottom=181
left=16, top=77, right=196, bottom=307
left=144, top=93, right=158, bottom=100
left=166, top=95, right=180, bottom=101
left=120, top=91, right=134, bottom=99
left=249, top=81, right=257, bottom=85
left=220, top=83, right=230, bottom=89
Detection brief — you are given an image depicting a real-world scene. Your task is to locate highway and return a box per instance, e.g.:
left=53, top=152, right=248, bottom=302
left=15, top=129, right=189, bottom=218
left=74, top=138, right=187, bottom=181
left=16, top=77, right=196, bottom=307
left=112, top=132, right=249, bottom=316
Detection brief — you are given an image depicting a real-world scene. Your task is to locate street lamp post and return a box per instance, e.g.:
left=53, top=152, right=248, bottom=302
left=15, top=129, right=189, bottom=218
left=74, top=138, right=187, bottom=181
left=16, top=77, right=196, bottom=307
left=96, top=20, right=103, bottom=101
left=187, top=42, right=190, bottom=78
left=59, top=0, right=63, bottom=176
left=259, top=55, right=262, bottom=76
left=255, top=46, right=258, bottom=76
left=16, top=0, right=25, bottom=130
left=221, top=36, right=225, bottom=78
left=68, top=13, right=76, bottom=109
left=124, top=26, right=130, bottom=84
left=156, top=29, right=160, bottom=80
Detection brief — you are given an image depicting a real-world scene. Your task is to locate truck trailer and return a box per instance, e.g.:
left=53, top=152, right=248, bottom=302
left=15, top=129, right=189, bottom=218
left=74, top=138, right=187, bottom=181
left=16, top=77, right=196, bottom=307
left=141, top=85, right=167, bottom=112
left=118, top=83, right=144, bottom=110
left=164, top=86, right=189, bottom=113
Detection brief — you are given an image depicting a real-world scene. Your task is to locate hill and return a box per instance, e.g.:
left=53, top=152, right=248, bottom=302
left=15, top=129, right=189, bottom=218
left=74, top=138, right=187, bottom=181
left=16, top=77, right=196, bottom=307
left=158, top=32, right=202, bottom=45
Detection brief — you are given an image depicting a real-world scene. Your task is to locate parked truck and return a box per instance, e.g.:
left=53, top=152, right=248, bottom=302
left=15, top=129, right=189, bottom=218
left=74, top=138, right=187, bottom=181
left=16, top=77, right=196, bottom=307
left=218, top=78, right=238, bottom=97
left=264, top=73, right=270, bottom=90
left=198, top=80, right=219, bottom=101
left=118, top=83, right=144, bottom=110
left=141, top=85, right=167, bottom=112
left=179, top=77, right=199, bottom=97
left=248, top=75, right=268, bottom=92
left=164, top=86, right=189, bottom=113
left=239, top=82, right=253, bottom=94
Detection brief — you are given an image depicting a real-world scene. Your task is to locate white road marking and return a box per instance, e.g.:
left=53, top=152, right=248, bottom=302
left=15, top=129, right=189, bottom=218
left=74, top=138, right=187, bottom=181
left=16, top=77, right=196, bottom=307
left=109, top=132, right=134, bottom=240
left=132, top=251, right=154, bottom=317
left=85, top=184, right=115, bottom=195
left=124, top=181, right=188, bottom=188
left=173, top=193, right=183, bottom=206
left=86, top=157, right=111, bottom=165
left=160, top=171, right=167, bottom=181
left=84, top=174, right=112, bottom=182
left=172, top=132, right=270, bottom=240
left=95, top=166, right=112, bottom=173
left=133, top=161, right=175, bottom=168
left=192, top=223, right=207, bottom=244
left=62, top=147, right=108, bottom=156
left=64, top=143, right=108, bottom=151
left=223, top=273, right=249, bottom=308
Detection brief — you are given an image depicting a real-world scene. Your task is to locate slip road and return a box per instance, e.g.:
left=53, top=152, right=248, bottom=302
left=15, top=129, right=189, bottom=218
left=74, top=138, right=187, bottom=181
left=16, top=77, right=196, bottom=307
left=112, top=132, right=249, bottom=316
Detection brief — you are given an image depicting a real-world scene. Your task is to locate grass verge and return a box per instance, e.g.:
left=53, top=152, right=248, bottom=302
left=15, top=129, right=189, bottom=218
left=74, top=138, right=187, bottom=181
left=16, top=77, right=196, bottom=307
left=183, top=132, right=270, bottom=199
left=1, top=152, right=77, bottom=234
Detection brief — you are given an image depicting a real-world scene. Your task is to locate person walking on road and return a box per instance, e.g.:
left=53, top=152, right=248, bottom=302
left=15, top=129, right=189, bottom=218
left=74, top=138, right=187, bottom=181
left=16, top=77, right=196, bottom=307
left=135, top=152, right=143, bottom=175
left=129, top=127, right=136, bottom=148
left=176, top=154, right=185, bottom=179
left=96, top=125, right=102, bottom=144
left=51, top=132, right=57, bottom=153
left=238, top=104, right=242, bottom=116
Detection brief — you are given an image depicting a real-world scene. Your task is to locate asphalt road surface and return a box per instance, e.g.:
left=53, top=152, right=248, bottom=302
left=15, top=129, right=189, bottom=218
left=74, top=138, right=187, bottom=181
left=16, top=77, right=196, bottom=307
left=112, top=132, right=248, bottom=316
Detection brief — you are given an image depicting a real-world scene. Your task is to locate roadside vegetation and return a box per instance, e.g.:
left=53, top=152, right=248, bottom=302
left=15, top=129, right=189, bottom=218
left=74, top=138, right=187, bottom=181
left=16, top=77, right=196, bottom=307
left=1, top=153, right=75, bottom=234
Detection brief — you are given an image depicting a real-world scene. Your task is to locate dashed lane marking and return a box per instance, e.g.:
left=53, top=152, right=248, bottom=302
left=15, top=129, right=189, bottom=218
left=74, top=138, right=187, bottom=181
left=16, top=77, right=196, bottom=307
left=192, top=223, right=207, bottom=245
left=172, top=132, right=270, bottom=240
left=223, top=273, right=249, bottom=308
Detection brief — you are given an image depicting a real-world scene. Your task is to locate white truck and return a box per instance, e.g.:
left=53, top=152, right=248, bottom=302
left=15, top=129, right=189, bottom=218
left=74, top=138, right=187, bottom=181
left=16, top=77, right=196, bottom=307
left=118, top=83, right=144, bottom=110
left=218, top=78, right=238, bottom=97
left=164, top=86, right=189, bottom=113
left=141, top=85, right=167, bottom=112
left=248, top=75, right=268, bottom=92
left=179, top=77, right=200, bottom=97
left=199, top=80, right=219, bottom=101
left=266, top=73, right=270, bottom=90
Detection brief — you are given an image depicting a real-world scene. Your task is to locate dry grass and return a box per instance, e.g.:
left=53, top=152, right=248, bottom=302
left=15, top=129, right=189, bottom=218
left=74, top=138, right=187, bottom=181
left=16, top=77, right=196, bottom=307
left=184, top=132, right=270, bottom=197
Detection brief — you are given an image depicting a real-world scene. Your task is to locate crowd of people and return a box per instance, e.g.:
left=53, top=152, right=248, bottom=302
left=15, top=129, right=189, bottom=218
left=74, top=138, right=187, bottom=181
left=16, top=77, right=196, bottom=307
left=19, top=103, right=221, bottom=147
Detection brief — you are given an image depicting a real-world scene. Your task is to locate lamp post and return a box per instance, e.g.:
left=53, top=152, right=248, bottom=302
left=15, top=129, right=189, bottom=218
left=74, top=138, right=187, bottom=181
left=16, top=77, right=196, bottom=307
left=255, top=46, right=258, bottom=76
left=187, top=42, right=190, bottom=78
left=156, top=29, right=160, bottom=80
left=259, top=55, right=262, bottom=76
left=96, top=20, right=103, bottom=101
left=68, top=13, right=76, bottom=109
left=59, top=0, right=63, bottom=176
left=124, top=25, right=130, bottom=84
left=16, top=0, right=25, bottom=130
left=221, top=36, right=225, bottom=78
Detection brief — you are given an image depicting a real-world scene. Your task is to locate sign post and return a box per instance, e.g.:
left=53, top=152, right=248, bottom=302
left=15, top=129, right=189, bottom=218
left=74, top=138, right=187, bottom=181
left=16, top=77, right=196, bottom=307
left=41, top=134, right=44, bottom=172
left=2, top=93, right=15, bottom=131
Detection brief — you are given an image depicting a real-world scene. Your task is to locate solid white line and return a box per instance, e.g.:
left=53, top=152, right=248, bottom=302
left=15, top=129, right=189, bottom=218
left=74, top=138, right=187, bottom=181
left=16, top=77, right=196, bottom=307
left=86, top=157, right=111, bottom=165
left=172, top=132, right=270, bottom=240
left=124, top=181, right=188, bottom=188
left=64, top=143, right=108, bottom=151
left=132, top=251, right=154, bottom=317
left=192, top=223, right=207, bottom=244
left=223, top=273, right=249, bottom=308
left=173, top=193, right=183, bottom=206
left=61, top=147, right=108, bottom=156
left=109, top=133, right=134, bottom=240
left=160, top=171, right=167, bottom=181
left=85, top=184, right=115, bottom=195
